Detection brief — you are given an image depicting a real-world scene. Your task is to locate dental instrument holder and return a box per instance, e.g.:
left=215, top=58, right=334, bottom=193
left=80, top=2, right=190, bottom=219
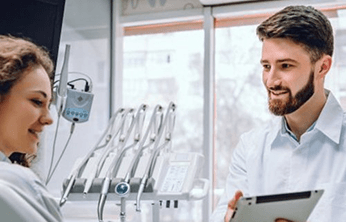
left=83, top=108, right=133, bottom=196
left=59, top=108, right=126, bottom=206
left=61, top=104, right=209, bottom=222
left=97, top=105, right=147, bottom=222
left=110, top=104, right=163, bottom=222
left=135, top=102, right=176, bottom=212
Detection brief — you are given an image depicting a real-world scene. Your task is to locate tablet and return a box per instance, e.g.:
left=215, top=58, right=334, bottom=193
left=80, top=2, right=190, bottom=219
left=229, top=189, right=324, bottom=222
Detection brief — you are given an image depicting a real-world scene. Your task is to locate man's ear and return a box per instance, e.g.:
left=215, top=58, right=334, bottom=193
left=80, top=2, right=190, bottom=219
left=318, top=55, right=332, bottom=78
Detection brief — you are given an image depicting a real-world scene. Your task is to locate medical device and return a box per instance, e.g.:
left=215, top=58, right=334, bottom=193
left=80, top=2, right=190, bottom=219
left=97, top=104, right=149, bottom=221
left=60, top=103, right=209, bottom=222
left=83, top=108, right=135, bottom=195
left=59, top=108, right=126, bottom=206
left=62, top=88, right=93, bottom=123
left=55, top=44, right=70, bottom=117
left=107, top=104, right=163, bottom=222
left=47, top=44, right=94, bottom=184
left=135, top=102, right=175, bottom=212
left=54, top=44, right=94, bottom=123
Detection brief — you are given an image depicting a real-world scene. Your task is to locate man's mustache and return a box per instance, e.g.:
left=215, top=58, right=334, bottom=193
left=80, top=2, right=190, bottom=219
left=267, top=85, right=290, bottom=92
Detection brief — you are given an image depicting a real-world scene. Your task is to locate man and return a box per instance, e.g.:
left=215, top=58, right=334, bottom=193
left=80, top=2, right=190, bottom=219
left=211, top=5, right=346, bottom=222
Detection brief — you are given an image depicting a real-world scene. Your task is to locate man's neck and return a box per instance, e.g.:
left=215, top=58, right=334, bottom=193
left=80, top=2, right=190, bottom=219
left=285, top=91, right=327, bottom=141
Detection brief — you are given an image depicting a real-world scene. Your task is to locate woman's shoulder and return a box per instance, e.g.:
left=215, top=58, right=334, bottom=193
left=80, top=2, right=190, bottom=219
left=0, top=161, right=42, bottom=192
left=0, top=162, right=63, bottom=221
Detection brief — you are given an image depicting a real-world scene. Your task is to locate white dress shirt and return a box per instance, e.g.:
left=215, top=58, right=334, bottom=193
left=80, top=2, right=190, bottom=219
left=211, top=90, right=346, bottom=222
left=0, top=151, right=63, bottom=222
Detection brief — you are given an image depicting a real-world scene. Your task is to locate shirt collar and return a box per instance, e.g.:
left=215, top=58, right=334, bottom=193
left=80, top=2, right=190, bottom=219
left=282, top=118, right=316, bottom=142
left=314, top=90, right=344, bottom=144
left=0, top=151, right=11, bottom=163
left=274, top=90, right=343, bottom=144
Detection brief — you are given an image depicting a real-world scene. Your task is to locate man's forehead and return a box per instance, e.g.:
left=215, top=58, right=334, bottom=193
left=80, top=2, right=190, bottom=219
left=261, top=38, right=311, bottom=63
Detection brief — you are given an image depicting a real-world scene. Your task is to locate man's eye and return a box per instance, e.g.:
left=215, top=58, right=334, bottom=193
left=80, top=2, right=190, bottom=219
left=262, top=64, right=270, bottom=70
left=282, top=64, right=292, bottom=69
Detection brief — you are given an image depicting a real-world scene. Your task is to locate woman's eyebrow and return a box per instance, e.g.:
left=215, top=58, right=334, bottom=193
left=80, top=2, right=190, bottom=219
left=33, top=90, right=52, bottom=102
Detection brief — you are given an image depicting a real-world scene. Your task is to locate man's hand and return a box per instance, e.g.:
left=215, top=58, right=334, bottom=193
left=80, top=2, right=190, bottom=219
left=224, top=190, right=243, bottom=222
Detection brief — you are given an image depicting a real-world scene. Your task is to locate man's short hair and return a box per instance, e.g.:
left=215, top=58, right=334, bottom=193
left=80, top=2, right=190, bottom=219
left=256, top=5, right=334, bottom=63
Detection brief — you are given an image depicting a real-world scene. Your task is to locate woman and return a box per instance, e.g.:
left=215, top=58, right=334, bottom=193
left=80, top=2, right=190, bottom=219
left=0, top=35, right=63, bottom=221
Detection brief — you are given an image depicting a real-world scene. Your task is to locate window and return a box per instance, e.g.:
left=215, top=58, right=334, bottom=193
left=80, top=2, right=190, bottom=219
left=214, top=22, right=269, bottom=206
left=122, top=29, right=204, bottom=221
left=123, top=30, right=204, bottom=154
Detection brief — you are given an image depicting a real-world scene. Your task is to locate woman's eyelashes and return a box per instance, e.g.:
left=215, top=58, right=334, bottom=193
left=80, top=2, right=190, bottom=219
left=31, top=98, right=43, bottom=107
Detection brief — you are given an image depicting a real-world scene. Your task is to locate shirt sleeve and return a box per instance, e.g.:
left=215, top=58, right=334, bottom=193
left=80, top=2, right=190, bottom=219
left=210, top=133, right=249, bottom=222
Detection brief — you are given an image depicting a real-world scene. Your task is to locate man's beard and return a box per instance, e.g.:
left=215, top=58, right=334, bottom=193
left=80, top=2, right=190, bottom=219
left=267, top=71, right=315, bottom=116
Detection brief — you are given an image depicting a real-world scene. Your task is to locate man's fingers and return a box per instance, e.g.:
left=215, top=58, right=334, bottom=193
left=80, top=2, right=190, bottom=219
left=228, top=190, right=243, bottom=209
left=224, top=190, right=244, bottom=222
left=275, top=219, right=294, bottom=222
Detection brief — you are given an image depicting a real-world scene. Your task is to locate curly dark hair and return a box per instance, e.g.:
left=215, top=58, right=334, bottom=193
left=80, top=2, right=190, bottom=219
left=256, top=5, right=334, bottom=64
left=0, top=35, right=54, bottom=167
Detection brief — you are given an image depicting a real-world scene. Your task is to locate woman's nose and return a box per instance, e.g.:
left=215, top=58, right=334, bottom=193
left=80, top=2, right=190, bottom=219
left=40, top=111, right=53, bottom=125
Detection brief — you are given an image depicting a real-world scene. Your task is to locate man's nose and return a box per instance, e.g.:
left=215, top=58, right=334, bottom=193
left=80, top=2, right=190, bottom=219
left=265, top=67, right=282, bottom=89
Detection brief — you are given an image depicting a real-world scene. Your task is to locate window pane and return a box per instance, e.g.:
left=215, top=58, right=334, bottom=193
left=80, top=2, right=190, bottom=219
left=122, top=30, right=204, bottom=221
left=330, top=9, right=346, bottom=109
left=123, top=31, right=204, bottom=154
left=214, top=24, right=269, bottom=205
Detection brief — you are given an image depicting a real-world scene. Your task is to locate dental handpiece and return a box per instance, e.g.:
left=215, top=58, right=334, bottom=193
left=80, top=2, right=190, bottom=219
left=59, top=109, right=123, bottom=206
left=83, top=109, right=133, bottom=195
left=123, top=105, right=163, bottom=184
left=97, top=105, right=147, bottom=222
left=135, top=140, right=169, bottom=211
left=97, top=144, right=134, bottom=222
left=59, top=173, right=76, bottom=206
left=101, top=105, right=162, bottom=222
left=97, top=177, right=111, bottom=222
left=136, top=102, right=176, bottom=212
